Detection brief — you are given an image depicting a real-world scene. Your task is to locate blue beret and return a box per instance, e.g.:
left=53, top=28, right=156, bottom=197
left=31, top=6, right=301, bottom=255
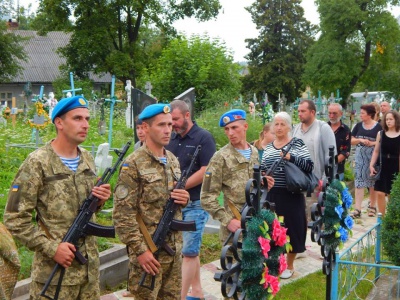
left=139, top=103, right=171, bottom=120
left=219, top=109, right=246, bottom=127
left=52, top=96, right=88, bottom=123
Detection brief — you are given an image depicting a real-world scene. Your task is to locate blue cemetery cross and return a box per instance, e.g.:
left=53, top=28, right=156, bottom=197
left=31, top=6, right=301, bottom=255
left=62, top=72, right=83, bottom=97
left=31, top=85, right=45, bottom=146
left=104, top=75, right=121, bottom=147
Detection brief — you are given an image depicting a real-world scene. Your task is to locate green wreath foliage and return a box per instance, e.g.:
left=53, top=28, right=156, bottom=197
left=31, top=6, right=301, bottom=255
left=242, top=209, right=291, bottom=300
left=382, top=174, right=400, bottom=265
left=322, top=179, right=354, bottom=250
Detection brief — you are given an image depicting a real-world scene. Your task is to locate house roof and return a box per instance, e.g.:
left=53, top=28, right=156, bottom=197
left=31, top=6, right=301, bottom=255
left=11, top=30, right=112, bottom=83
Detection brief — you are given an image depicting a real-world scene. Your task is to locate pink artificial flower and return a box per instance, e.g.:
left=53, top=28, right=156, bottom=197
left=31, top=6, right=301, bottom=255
left=272, top=219, right=288, bottom=247
left=263, top=274, right=280, bottom=295
left=258, top=236, right=271, bottom=259
left=278, top=254, right=287, bottom=274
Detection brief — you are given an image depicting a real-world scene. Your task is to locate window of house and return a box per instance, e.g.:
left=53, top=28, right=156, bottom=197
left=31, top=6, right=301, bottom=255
left=0, top=92, right=12, bottom=106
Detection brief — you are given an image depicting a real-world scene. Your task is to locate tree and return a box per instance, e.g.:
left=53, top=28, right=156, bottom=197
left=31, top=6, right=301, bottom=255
left=0, top=22, right=27, bottom=82
left=148, top=35, right=242, bottom=114
left=243, top=0, right=315, bottom=106
left=303, top=0, right=400, bottom=105
left=36, top=0, right=222, bottom=86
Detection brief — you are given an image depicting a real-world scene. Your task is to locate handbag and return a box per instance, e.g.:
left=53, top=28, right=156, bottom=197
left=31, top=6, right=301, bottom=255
left=370, top=130, right=383, bottom=180
left=285, top=161, right=319, bottom=196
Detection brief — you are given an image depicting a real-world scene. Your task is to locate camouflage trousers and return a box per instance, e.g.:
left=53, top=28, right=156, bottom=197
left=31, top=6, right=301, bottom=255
left=29, top=280, right=100, bottom=300
left=128, top=251, right=182, bottom=300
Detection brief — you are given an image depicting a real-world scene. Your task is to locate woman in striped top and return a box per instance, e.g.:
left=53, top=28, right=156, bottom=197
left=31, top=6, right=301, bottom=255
left=261, top=112, right=314, bottom=279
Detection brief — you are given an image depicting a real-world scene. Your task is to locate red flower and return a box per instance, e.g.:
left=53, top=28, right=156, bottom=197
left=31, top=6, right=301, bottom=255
left=272, top=219, right=288, bottom=247
left=263, top=274, right=280, bottom=295
left=258, top=236, right=271, bottom=258
left=278, top=254, right=287, bottom=275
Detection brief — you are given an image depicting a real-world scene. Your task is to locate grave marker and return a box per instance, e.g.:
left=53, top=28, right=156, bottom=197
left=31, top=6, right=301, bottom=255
left=62, top=72, right=83, bottom=97
left=104, top=75, right=122, bottom=147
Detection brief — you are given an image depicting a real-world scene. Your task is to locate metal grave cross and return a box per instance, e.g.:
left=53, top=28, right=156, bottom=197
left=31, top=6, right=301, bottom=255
left=31, top=85, right=45, bottom=146
left=104, top=75, right=122, bottom=147
left=62, top=72, right=83, bottom=97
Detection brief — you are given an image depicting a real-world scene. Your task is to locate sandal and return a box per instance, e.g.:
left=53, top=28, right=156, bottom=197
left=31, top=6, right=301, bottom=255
left=368, top=206, right=377, bottom=217
left=350, top=209, right=361, bottom=219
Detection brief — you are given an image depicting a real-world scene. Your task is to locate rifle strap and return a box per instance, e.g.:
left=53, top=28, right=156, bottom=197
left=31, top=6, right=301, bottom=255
left=227, top=199, right=242, bottom=220
left=136, top=214, right=158, bottom=253
left=36, top=215, right=54, bottom=240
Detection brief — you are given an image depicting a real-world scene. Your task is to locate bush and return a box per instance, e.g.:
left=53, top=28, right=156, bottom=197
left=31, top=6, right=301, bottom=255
left=382, top=173, right=400, bottom=265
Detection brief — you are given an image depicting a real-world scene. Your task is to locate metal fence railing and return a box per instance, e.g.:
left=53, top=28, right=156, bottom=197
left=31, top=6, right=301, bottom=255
left=331, top=215, right=400, bottom=299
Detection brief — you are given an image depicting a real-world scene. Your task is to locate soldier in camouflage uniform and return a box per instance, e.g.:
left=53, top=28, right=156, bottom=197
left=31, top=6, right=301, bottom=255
left=201, top=109, right=275, bottom=243
left=3, top=96, right=111, bottom=300
left=113, top=103, right=189, bottom=300
left=0, top=223, right=20, bottom=300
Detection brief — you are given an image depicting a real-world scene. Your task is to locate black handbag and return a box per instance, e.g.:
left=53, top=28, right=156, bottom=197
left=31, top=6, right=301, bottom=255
left=285, top=161, right=319, bottom=196
left=283, top=138, right=319, bottom=196
left=370, top=130, right=383, bottom=180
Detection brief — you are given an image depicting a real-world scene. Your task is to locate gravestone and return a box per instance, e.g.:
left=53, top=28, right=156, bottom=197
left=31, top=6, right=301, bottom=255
left=94, top=143, right=113, bottom=173
left=125, top=80, right=133, bottom=129
left=174, top=87, right=195, bottom=119
left=131, top=88, right=157, bottom=141
left=145, top=81, right=153, bottom=96
left=46, top=92, right=58, bottom=120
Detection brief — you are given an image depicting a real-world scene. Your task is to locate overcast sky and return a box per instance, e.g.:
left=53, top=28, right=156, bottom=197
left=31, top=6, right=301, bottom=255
left=18, top=0, right=400, bottom=62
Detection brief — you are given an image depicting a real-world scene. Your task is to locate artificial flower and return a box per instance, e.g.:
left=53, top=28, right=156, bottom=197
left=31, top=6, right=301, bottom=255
left=278, top=253, right=287, bottom=275
left=258, top=236, right=271, bottom=259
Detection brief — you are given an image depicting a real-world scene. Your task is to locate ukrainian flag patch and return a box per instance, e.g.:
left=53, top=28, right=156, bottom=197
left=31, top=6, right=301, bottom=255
left=12, top=185, right=19, bottom=192
left=122, top=163, right=129, bottom=170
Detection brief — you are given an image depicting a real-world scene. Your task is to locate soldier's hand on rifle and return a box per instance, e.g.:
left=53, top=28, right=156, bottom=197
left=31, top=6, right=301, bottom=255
left=137, top=250, right=161, bottom=276
left=171, top=188, right=190, bottom=206
left=92, top=183, right=111, bottom=206
left=53, top=242, right=76, bottom=268
left=227, top=218, right=241, bottom=233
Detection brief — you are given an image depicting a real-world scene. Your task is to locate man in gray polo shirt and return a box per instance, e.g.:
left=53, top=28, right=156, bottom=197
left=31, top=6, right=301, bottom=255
left=293, top=100, right=336, bottom=225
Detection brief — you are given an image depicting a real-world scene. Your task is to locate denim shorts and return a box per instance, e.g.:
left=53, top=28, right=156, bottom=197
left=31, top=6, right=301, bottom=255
left=181, top=200, right=209, bottom=257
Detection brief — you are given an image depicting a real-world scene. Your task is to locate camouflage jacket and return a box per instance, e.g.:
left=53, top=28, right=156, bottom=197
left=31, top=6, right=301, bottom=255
left=200, top=143, right=259, bottom=238
left=3, top=142, right=99, bottom=285
left=113, top=145, right=182, bottom=258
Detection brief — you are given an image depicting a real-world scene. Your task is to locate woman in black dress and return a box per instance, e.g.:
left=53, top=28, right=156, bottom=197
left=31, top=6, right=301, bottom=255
left=261, top=112, right=314, bottom=279
left=370, top=110, right=400, bottom=217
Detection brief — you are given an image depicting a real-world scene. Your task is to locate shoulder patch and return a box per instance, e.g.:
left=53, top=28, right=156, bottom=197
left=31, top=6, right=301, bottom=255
left=115, top=185, right=129, bottom=199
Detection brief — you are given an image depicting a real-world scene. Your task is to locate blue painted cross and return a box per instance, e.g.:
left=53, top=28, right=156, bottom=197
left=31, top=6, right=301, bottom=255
left=62, top=72, right=83, bottom=97
left=31, top=85, right=45, bottom=145
left=104, top=75, right=121, bottom=147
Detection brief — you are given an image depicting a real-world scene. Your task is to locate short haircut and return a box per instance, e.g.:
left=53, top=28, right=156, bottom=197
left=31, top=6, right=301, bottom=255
left=360, top=104, right=376, bottom=118
left=299, top=99, right=316, bottom=112
left=382, top=110, right=400, bottom=132
left=273, top=111, right=292, bottom=128
left=329, top=103, right=343, bottom=112
left=170, top=100, right=190, bottom=115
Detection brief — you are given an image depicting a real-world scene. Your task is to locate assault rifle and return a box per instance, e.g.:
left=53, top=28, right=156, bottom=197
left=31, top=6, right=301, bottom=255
left=40, top=141, right=132, bottom=300
left=139, top=145, right=201, bottom=290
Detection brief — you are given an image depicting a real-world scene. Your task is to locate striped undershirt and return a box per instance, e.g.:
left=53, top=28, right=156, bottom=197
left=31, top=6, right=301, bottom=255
left=236, top=147, right=251, bottom=160
left=60, top=155, right=80, bottom=172
left=260, top=139, right=314, bottom=188
left=159, top=157, right=167, bottom=165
